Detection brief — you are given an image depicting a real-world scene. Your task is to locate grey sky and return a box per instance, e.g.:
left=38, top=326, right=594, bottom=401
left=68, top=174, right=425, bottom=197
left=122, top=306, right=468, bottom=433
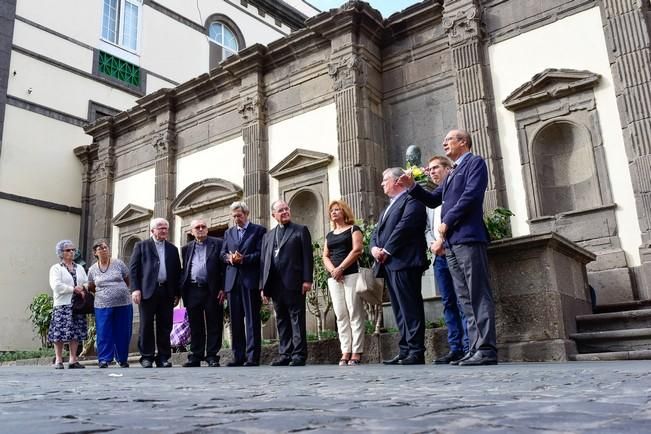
left=306, top=0, right=419, bottom=18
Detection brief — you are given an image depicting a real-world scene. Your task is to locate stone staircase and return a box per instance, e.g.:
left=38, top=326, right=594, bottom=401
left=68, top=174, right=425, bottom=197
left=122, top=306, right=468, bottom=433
left=570, top=300, right=651, bottom=361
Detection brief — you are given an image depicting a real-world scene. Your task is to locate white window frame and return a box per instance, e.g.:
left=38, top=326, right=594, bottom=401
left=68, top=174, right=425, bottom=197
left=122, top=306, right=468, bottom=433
left=208, top=21, right=239, bottom=59
left=101, top=0, right=142, bottom=54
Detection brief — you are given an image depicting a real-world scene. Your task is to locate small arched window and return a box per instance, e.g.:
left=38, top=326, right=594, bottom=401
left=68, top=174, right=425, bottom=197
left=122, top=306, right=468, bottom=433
left=208, top=21, right=239, bottom=60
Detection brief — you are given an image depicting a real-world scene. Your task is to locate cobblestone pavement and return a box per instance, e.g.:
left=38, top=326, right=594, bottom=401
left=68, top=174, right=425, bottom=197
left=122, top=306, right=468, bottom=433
left=2, top=361, right=651, bottom=433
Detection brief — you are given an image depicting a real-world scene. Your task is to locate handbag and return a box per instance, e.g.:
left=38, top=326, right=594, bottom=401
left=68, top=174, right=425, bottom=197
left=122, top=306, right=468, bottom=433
left=355, top=267, right=384, bottom=305
left=71, top=290, right=95, bottom=315
left=170, top=307, right=191, bottom=348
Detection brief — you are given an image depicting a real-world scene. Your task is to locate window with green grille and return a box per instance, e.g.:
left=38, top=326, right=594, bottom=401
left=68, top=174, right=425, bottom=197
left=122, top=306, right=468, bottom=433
left=98, top=51, right=140, bottom=87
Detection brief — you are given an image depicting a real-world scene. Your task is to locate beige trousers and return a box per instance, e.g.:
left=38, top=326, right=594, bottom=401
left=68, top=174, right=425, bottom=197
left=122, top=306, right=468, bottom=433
left=328, top=273, right=365, bottom=354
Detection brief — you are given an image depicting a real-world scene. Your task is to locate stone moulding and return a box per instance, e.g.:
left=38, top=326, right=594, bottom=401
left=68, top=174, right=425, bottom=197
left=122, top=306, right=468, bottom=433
left=503, top=68, right=601, bottom=112
left=488, top=232, right=595, bottom=361
left=269, top=148, right=334, bottom=180
left=112, top=204, right=153, bottom=227
left=171, top=178, right=242, bottom=217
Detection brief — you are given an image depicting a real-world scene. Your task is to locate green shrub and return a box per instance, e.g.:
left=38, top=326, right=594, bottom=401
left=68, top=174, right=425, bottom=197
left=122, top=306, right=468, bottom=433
left=27, top=293, right=53, bottom=348
left=484, top=207, right=514, bottom=241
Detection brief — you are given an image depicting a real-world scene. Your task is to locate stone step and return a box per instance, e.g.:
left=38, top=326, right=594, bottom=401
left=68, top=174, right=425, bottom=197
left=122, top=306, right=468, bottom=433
left=576, top=308, right=651, bottom=332
left=570, top=328, right=651, bottom=353
left=570, top=350, right=651, bottom=361
left=594, top=299, right=651, bottom=314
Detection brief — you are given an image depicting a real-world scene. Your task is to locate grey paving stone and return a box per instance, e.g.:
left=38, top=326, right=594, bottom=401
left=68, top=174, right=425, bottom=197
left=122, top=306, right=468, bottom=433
left=1, top=362, right=651, bottom=433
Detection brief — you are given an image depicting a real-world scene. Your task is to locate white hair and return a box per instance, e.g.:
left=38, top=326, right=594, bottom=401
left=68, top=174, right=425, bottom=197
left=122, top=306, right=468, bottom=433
left=150, top=217, right=169, bottom=230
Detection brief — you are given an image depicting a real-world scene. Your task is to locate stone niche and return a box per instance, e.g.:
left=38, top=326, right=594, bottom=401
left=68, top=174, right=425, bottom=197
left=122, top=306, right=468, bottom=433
left=504, top=69, right=634, bottom=305
left=488, top=232, right=595, bottom=361
left=112, top=203, right=153, bottom=264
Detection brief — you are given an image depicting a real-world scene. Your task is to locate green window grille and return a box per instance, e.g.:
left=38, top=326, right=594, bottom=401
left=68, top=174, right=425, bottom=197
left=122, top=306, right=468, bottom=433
left=98, top=51, right=140, bottom=87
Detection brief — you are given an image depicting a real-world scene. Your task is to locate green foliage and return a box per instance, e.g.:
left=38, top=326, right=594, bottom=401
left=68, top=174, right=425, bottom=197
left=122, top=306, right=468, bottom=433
left=80, top=315, right=96, bottom=357
left=311, top=240, right=329, bottom=292
left=356, top=220, right=377, bottom=269
left=364, top=319, right=375, bottom=335
left=484, top=207, right=514, bottom=241
left=405, top=162, right=428, bottom=183
left=27, top=293, right=53, bottom=348
left=308, top=240, right=333, bottom=339
left=425, top=317, right=446, bottom=329
left=260, top=304, right=272, bottom=324
left=0, top=349, right=55, bottom=362
left=307, top=329, right=338, bottom=341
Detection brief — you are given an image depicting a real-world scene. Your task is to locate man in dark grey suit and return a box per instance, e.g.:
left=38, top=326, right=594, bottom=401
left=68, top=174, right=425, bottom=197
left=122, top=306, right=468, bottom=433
left=400, top=129, right=497, bottom=366
left=221, top=201, right=266, bottom=367
left=372, top=167, right=428, bottom=365
left=129, top=217, right=182, bottom=368
left=179, top=218, right=225, bottom=367
left=260, top=200, right=313, bottom=366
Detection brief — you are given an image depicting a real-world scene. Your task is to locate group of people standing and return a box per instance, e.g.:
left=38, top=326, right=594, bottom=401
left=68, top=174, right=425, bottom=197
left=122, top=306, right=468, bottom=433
left=47, top=127, right=496, bottom=369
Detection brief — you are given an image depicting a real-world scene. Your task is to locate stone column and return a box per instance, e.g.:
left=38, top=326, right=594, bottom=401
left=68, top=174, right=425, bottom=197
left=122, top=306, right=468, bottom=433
left=443, top=0, right=505, bottom=211
left=89, top=119, right=115, bottom=244
left=239, top=75, right=269, bottom=229
left=329, top=48, right=385, bottom=221
left=74, top=143, right=98, bottom=261
left=144, top=92, right=177, bottom=231
left=599, top=0, right=651, bottom=296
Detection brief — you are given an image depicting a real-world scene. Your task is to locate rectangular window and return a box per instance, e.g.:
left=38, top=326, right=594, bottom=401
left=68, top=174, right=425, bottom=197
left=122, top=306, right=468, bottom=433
left=101, top=0, right=141, bottom=52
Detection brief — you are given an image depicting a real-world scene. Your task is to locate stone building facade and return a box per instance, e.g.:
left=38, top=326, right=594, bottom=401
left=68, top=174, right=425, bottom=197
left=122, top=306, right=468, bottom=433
left=81, top=0, right=651, bottom=327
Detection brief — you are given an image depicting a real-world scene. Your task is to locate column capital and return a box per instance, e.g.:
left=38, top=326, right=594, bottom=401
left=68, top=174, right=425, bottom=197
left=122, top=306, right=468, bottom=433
left=443, top=1, right=483, bottom=46
left=328, top=54, right=368, bottom=91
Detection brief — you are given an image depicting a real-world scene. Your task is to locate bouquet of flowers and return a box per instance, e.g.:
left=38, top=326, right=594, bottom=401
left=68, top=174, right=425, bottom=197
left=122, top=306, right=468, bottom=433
left=405, top=162, right=428, bottom=182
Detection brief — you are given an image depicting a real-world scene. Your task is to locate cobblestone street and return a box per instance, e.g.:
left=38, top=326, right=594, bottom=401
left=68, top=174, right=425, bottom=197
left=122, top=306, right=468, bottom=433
left=2, top=361, right=651, bottom=433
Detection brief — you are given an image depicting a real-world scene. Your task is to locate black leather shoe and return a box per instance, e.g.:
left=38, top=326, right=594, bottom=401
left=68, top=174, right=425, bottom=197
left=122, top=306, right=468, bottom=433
left=182, top=360, right=201, bottom=367
left=382, top=354, right=406, bottom=365
left=226, top=361, right=243, bottom=367
left=207, top=359, right=220, bottom=367
left=270, top=357, right=291, bottom=366
left=458, top=352, right=497, bottom=366
left=434, top=351, right=465, bottom=365
left=98, top=361, right=109, bottom=368
left=243, top=361, right=259, bottom=367
left=399, top=355, right=425, bottom=365
left=140, top=359, right=153, bottom=368
left=156, top=360, right=173, bottom=368
left=119, top=362, right=130, bottom=368
left=450, top=352, right=473, bottom=366
left=68, top=362, right=85, bottom=369
left=289, top=358, right=306, bottom=366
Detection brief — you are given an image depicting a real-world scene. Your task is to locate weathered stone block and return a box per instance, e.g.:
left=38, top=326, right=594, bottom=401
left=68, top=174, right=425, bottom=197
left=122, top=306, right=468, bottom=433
left=589, top=267, right=635, bottom=305
left=585, top=249, right=628, bottom=272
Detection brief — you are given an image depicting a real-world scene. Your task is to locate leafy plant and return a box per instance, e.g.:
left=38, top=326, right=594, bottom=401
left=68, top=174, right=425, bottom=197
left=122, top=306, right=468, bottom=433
left=27, top=293, right=53, bottom=348
left=484, top=207, right=514, bottom=241
left=260, top=304, right=272, bottom=324
left=405, top=162, right=428, bottom=183
left=307, top=329, right=337, bottom=341
left=80, top=315, right=96, bottom=357
left=0, top=349, right=55, bottom=362
left=308, top=240, right=333, bottom=340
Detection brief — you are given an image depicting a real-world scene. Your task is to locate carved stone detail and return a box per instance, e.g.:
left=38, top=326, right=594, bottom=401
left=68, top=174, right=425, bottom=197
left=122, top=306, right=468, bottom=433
left=443, top=5, right=482, bottom=46
left=328, top=55, right=368, bottom=91
left=238, top=95, right=267, bottom=123
left=152, top=130, right=176, bottom=156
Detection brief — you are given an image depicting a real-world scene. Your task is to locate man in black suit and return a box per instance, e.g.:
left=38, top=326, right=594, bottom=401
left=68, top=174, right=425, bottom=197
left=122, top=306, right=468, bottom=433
left=130, top=217, right=182, bottom=368
left=221, top=201, right=266, bottom=367
left=372, top=167, right=428, bottom=365
left=179, top=218, right=225, bottom=367
left=260, top=199, right=313, bottom=366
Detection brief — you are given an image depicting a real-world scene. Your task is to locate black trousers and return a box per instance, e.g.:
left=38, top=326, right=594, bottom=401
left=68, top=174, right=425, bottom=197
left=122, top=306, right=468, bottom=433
left=228, top=281, right=261, bottom=364
left=186, top=287, right=224, bottom=362
left=138, top=286, right=174, bottom=362
left=273, top=290, right=307, bottom=361
left=385, top=267, right=426, bottom=358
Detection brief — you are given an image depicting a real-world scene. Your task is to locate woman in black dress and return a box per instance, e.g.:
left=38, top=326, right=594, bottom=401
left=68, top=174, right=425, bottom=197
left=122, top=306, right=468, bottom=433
left=322, top=199, right=364, bottom=365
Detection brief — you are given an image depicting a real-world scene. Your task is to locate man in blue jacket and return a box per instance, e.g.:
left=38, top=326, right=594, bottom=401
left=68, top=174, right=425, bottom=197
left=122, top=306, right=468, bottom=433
left=399, top=129, right=497, bottom=366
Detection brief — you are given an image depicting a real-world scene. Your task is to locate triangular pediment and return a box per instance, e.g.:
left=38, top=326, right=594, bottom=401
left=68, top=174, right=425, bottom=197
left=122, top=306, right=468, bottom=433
left=112, top=204, right=153, bottom=227
left=172, top=178, right=242, bottom=217
left=269, top=148, right=334, bottom=179
left=504, top=69, right=600, bottom=111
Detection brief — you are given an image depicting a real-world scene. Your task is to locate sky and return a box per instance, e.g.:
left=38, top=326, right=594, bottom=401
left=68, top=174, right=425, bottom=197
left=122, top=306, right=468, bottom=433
left=307, top=0, right=420, bottom=18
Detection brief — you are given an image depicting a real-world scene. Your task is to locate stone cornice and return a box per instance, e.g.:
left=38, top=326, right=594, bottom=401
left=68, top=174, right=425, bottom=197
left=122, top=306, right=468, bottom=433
left=171, top=178, right=243, bottom=217
left=136, top=88, right=175, bottom=116
left=384, top=0, right=443, bottom=40
left=112, top=203, right=153, bottom=227
left=503, top=69, right=601, bottom=112
left=246, top=0, right=309, bottom=30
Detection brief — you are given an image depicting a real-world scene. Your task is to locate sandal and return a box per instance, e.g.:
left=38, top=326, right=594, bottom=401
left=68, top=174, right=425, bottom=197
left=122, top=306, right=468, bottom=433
left=339, top=353, right=351, bottom=366
left=348, top=353, right=362, bottom=366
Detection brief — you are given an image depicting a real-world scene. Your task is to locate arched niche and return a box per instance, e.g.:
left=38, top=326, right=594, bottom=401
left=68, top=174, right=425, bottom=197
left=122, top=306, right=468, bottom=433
left=532, top=121, right=601, bottom=216
left=288, top=189, right=324, bottom=240
left=171, top=178, right=243, bottom=244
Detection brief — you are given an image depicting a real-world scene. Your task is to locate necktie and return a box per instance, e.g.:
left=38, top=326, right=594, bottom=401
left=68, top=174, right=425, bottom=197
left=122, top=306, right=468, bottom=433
left=238, top=227, right=244, bottom=241
left=446, top=163, right=457, bottom=184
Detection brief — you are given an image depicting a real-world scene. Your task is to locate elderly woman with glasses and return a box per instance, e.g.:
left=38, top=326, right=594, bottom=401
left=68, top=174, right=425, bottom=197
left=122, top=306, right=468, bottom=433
left=48, top=240, right=88, bottom=369
left=87, top=240, right=133, bottom=368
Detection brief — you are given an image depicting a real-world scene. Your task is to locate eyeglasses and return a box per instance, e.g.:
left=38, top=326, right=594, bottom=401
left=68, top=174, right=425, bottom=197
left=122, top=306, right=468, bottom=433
left=443, top=136, right=462, bottom=143
left=193, top=225, right=207, bottom=230
left=96, top=245, right=109, bottom=251
left=274, top=207, right=290, bottom=213
left=63, top=248, right=76, bottom=252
